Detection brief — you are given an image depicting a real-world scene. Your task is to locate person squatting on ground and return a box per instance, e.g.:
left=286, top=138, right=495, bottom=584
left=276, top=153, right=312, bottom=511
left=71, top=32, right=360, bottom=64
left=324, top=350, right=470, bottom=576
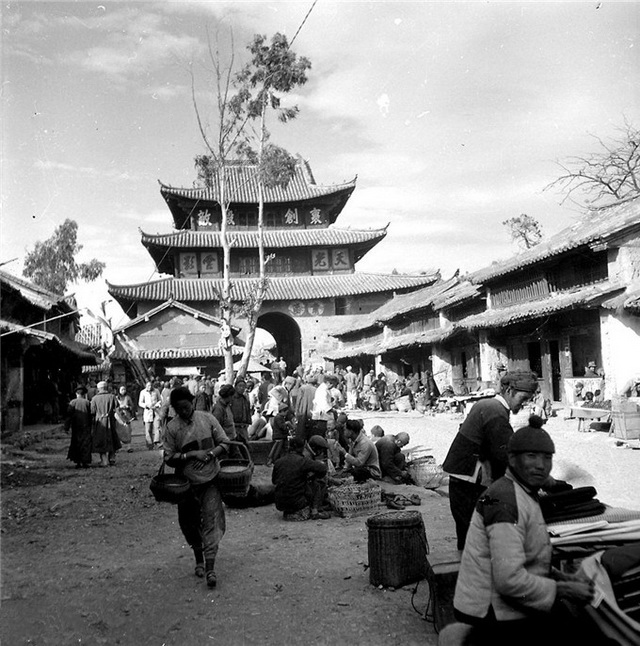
left=441, top=419, right=598, bottom=646
left=272, top=436, right=329, bottom=521
left=163, top=387, right=231, bottom=589
left=91, top=381, right=121, bottom=467
left=442, top=370, right=539, bottom=551
left=138, top=381, right=162, bottom=450
left=65, top=385, right=93, bottom=468
left=338, top=418, right=381, bottom=482
left=376, top=431, right=413, bottom=484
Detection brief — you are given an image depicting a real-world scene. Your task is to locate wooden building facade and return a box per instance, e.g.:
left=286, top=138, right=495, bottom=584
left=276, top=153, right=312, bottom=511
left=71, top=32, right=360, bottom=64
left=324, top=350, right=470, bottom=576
left=327, top=197, right=640, bottom=404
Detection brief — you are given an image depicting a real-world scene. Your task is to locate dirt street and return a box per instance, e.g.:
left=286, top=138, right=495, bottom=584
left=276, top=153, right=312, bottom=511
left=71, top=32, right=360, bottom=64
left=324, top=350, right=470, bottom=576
left=1, top=409, right=638, bottom=646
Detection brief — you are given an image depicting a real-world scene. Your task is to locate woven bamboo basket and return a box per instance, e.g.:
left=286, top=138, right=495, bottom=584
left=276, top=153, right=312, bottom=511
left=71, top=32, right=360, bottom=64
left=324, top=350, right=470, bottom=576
left=217, top=442, right=254, bottom=497
left=408, top=456, right=445, bottom=490
left=367, top=510, right=430, bottom=587
left=327, top=482, right=382, bottom=518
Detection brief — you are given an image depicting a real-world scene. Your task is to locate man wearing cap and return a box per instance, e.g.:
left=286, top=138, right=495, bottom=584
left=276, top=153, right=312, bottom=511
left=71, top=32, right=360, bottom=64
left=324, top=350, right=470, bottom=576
left=376, top=432, right=413, bottom=484
left=91, top=381, right=121, bottom=467
left=447, top=418, right=595, bottom=646
left=163, top=386, right=230, bottom=589
left=443, top=370, right=539, bottom=550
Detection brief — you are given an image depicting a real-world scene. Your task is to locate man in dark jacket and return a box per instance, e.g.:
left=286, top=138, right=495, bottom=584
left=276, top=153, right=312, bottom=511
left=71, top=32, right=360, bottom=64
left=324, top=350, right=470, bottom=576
left=376, top=432, right=412, bottom=483
left=442, top=370, right=538, bottom=550
left=272, top=437, right=328, bottom=521
left=211, top=384, right=236, bottom=441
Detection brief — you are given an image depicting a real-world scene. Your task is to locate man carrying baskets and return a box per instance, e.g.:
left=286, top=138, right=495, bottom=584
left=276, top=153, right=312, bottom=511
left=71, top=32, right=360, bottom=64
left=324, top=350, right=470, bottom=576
left=163, top=387, right=231, bottom=589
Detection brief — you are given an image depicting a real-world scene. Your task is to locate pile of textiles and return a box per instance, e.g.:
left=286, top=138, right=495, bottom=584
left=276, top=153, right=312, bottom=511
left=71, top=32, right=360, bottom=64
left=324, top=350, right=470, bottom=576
left=539, top=485, right=606, bottom=523
left=580, top=542, right=640, bottom=644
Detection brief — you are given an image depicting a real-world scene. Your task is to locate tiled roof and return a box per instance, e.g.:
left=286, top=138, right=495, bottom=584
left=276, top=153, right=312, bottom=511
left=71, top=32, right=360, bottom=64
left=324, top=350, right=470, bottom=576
left=107, top=273, right=438, bottom=311
left=113, top=299, right=239, bottom=334
left=324, top=324, right=458, bottom=360
left=110, top=346, right=244, bottom=360
left=159, top=158, right=356, bottom=205
left=431, top=281, right=482, bottom=310
left=142, top=227, right=387, bottom=274
left=458, top=282, right=624, bottom=330
left=331, top=274, right=450, bottom=336
left=1, top=319, right=98, bottom=363
left=76, top=322, right=103, bottom=347
left=141, top=226, right=386, bottom=249
left=471, top=196, right=640, bottom=283
left=0, top=269, right=71, bottom=312
left=601, top=282, right=640, bottom=312
left=323, top=341, right=382, bottom=360
left=381, top=325, right=458, bottom=352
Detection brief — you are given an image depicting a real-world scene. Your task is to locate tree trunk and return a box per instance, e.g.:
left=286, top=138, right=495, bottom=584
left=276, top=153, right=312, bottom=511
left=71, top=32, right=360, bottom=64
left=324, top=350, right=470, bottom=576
left=219, top=165, right=235, bottom=384
left=237, top=103, right=268, bottom=380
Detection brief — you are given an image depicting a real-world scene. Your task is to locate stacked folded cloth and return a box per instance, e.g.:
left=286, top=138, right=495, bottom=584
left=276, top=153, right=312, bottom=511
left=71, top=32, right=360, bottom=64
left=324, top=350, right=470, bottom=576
left=540, top=486, right=606, bottom=524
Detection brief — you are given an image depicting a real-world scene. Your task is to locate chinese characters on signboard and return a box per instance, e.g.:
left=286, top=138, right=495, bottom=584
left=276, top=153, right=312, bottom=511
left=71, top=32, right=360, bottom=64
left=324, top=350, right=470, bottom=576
left=285, top=208, right=299, bottom=225
left=200, top=252, right=219, bottom=276
left=309, top=208, right=323, bottom=225
left=312, top=248, right=350, bottom=271
left=331, top=248, right=349, bottom=269
left=178, top=252, right=219, bottom=277
left=179, top=253, right=198, bottom=277
left=312, top=249, right=329, bottom=270
left=197, top=210, right=212, bottom=227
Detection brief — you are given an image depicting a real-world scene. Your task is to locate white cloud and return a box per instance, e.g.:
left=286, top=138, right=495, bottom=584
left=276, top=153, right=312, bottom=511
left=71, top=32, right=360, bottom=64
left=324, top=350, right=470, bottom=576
left=33, top=160, right=140, bottom=182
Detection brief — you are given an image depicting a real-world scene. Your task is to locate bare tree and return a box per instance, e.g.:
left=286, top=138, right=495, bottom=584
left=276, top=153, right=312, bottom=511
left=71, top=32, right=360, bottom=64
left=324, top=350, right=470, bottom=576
left=503, top=214, right=543, bottom=250
left=192, top=31, right=310, bottom=383
left=233, top=33, right=310, bottom=380
left=546, top=119, right=640, bottom=207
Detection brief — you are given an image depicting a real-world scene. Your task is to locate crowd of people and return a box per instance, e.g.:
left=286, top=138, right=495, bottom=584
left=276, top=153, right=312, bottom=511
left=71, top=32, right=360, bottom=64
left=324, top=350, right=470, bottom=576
left=63, top=366, right=421, bottom=589
left=61, top=364, right=626, bottom=644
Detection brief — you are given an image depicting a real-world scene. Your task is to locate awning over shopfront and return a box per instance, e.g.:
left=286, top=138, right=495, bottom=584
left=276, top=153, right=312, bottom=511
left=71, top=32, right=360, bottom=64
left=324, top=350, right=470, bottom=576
left=1, top=319, right=98, bottom=363
left=458, top=282, right=624, bottom=330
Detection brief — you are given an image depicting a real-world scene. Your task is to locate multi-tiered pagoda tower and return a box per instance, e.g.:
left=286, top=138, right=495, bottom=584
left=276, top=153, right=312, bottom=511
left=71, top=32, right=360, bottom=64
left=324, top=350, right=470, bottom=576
left=108, top=158, right=437, bottom=377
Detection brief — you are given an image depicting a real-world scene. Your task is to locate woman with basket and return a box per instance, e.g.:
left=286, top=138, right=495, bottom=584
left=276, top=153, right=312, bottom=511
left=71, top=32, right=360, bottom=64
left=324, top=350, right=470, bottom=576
left=163, top=387, right=231, bottom=589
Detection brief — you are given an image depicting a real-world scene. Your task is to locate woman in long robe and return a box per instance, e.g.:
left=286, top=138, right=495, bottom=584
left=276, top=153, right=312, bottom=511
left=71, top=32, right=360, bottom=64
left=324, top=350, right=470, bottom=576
left=65, top=386, right=93, bottom=468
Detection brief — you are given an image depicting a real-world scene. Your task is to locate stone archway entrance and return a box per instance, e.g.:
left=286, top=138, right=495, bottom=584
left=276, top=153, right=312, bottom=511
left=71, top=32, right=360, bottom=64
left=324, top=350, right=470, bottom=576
left=257, top=312, right=302, bottom=374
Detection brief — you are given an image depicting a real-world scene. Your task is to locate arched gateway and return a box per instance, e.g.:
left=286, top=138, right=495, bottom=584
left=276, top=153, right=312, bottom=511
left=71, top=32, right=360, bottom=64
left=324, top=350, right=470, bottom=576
left=257, top=312, right=302, bottom=372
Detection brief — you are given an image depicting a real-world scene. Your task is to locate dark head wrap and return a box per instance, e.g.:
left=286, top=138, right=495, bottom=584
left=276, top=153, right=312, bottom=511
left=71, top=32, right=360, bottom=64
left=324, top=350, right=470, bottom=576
left=169, top=386, right=194, bottom=407
left=508, top=415, right=555, bottom=454
left=500, top=370, right=539, bottom=394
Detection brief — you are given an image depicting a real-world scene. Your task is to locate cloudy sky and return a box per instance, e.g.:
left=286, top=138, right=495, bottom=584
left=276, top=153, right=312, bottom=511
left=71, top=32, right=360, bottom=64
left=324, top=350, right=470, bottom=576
left=3, top=1, right=638, bottom=327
